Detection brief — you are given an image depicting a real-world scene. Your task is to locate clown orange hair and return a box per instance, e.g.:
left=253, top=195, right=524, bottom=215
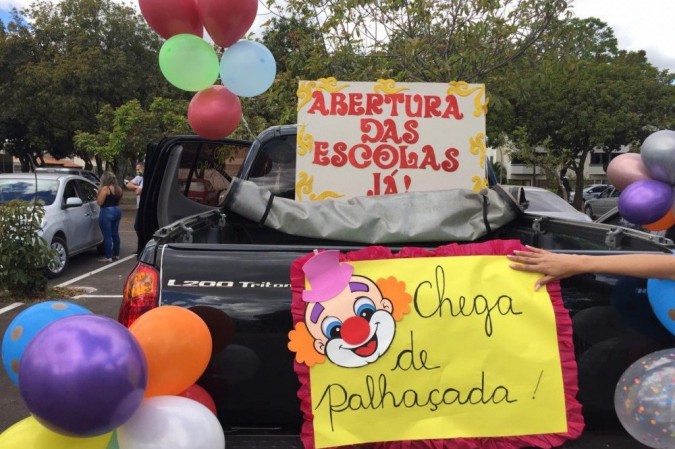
left=376, top=276, right=412, bottom=321
left=288, top=322, right=326, bottom=367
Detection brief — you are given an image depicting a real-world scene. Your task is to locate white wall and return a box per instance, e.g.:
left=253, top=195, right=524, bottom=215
left=488, top=146, right=629, bottom=186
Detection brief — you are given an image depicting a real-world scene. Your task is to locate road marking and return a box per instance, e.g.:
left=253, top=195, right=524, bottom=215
left=0, top=302, right=23, bottom=315
left=56, top=255, right=136, bottom=288
left=73, top=295, right=123, bottom=299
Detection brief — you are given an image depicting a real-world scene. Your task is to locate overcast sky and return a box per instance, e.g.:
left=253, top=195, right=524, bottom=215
left=0, top=0, right=673, bottom=72
left=571, top=0, right=674, bottom=72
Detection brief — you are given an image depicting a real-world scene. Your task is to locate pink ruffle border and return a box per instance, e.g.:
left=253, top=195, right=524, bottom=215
left=290, top=239, right=584, bottom=449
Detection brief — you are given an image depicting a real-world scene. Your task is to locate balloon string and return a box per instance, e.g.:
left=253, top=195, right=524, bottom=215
left=240, top=114, right=256, bottom=140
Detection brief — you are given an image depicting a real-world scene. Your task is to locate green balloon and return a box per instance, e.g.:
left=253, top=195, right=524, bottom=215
left=159, top=34, right=219, bottom=92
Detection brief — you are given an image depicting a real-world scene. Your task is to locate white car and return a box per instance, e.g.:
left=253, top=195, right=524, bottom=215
left=0, top=172, right=103, bottom=277
left=508, top=186, right=592, bottom=222
left=569, top=183, right=609, bottom=203
left=583, top=186, right=620, bottom=219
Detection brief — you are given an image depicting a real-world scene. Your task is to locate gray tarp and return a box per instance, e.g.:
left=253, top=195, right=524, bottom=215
left=223, top=178, right=521, bottom=244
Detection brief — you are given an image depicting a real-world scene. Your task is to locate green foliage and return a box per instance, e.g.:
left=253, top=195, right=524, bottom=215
left=244, top=0, right=569, bottom=135
left=0, top=200, right=54, bottom=296
left=268, top=0, right=568, bottom=82
left=1, top=0, right=674, bottom=198
left=498, top=17, right=675, bottom=204
left=0, top=0, right=175, bottom=167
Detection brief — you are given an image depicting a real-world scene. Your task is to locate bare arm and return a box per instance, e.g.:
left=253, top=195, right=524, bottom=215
left=126, top=178, right=142, bottom=195
left=508, top=245, right=675, bottom=290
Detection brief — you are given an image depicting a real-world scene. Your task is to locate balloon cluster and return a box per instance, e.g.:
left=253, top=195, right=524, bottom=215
left=0, top=301, right=223, bottom=449
left=607, top=130, right=675, bottom=231
left=139, top=0, right=276, bottom=140
left=614, top=348, right=675, bottom=449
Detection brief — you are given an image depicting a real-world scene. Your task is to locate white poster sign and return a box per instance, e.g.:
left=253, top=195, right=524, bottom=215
left=295, top=79, right=487, bottom=201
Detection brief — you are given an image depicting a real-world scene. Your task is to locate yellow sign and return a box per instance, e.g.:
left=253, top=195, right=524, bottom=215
left=296, top=255, right=567, bottom=448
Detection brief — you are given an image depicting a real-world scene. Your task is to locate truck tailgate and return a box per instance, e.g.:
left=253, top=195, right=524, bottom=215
left=158, top=244, right=309, bottom=433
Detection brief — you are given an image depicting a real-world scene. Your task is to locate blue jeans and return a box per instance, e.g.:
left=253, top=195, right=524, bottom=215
left=99, top=206, right=121, bottom=259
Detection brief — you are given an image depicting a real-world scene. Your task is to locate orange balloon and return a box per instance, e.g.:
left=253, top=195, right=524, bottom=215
left=130, top=306, right=212, bottom=397
left=644, top=207, right=675, bottom=231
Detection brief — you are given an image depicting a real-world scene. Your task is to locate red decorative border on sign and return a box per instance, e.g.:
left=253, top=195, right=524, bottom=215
left=290, top=239, right=584, bottom=449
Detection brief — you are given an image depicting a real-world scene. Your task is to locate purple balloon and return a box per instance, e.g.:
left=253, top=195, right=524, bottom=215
left=19, top=315, right=147, bottom=437
left=618, top=179, right=674, bottom=225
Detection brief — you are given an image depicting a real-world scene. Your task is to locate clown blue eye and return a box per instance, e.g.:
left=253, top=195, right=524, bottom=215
left=321, top=317, right=342, bottom=340
left=354, top=297, right=376, bottom=320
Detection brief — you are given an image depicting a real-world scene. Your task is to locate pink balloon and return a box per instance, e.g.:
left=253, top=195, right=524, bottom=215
left=178, top=384, right=217, bottom=415
left=188, top=86, right=242, bottom=140
left=196, top=0, right=258, bottom=48
left=607, top=153, right=653, bottom=191
left=139, top=0, right=203, bottom=39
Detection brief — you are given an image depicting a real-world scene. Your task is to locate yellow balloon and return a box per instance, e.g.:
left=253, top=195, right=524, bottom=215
left=0, top=416, right=112, bottom=449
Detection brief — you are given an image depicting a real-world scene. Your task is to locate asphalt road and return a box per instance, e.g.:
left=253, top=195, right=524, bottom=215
left=0, top=208, right=656, bottom=447
left=0, top=206, right=139, bottom=433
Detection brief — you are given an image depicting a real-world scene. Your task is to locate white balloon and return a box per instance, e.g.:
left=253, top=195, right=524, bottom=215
left=117, top=396, right=225, bottom=449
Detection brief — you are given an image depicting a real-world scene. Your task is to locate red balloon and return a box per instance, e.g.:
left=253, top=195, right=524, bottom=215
left=178, top=384, right=218, bottom=415
left=188, top=86, right=242, bottom=140
left=196, top=0, right=258, bottom=48
left=139, top=0, right=203, bottom=39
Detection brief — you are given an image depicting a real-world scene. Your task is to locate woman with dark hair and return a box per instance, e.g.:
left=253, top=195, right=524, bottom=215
left=96, top=171, right=123, bottom=262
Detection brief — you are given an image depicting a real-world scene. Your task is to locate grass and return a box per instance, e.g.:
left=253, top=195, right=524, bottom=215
left=0, top=286, right=86, bottom=303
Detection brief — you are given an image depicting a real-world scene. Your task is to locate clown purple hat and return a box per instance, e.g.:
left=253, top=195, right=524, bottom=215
left=302, top=250, right=354, bottom=303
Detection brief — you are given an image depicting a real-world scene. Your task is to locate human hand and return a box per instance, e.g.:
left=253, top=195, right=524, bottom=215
left=507, top=245, right=582, bottom=291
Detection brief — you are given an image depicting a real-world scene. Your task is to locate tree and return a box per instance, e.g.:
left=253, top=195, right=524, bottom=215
left=496, top=18, right=675, bottom=208
left=74, top=97, right=191, bottom=177
left=266, top=0, right=569, bottom=82
left=242, top=0, right=570, bottom=137
left=240, top=14, right=372, bottom=135
left=0, top=0, right=177, bottom=168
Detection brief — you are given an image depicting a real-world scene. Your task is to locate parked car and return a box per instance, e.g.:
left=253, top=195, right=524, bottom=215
left=584, top=186, right=620, bottom=219
left=506, top=186, right=592, bottom=222
left=0, top=172, right=103, bottom=277
left=34, top=167, right=100, bottom=185
left=569, top=183, right=609, bottom=203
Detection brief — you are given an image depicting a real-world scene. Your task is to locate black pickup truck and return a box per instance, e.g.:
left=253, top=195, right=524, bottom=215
left=119, top=125, right=674, bottom=449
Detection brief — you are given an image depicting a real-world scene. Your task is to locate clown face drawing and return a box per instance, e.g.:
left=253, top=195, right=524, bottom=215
left=300, top=250, right=400, bottom=368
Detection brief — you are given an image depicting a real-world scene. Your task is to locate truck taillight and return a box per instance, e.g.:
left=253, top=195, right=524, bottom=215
left=118, top=262, right=159, bottom=327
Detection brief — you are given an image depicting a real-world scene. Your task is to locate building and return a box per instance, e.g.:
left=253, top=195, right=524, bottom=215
left=488, top=145, right=629, bottom=186
left=3, top=153, right=89, bottom=173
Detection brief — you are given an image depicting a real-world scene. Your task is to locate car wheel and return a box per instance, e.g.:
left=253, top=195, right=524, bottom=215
left=584, top=205, right=594, bottom=219
left=46, top=236, right=68, bottom=279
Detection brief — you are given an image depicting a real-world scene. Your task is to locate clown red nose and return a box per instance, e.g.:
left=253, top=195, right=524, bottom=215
left=341, top=316, right=370, bottom=345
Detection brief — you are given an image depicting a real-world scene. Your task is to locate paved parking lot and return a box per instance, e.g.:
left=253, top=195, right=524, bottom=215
left=0, top=205, right=139, bottom=432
